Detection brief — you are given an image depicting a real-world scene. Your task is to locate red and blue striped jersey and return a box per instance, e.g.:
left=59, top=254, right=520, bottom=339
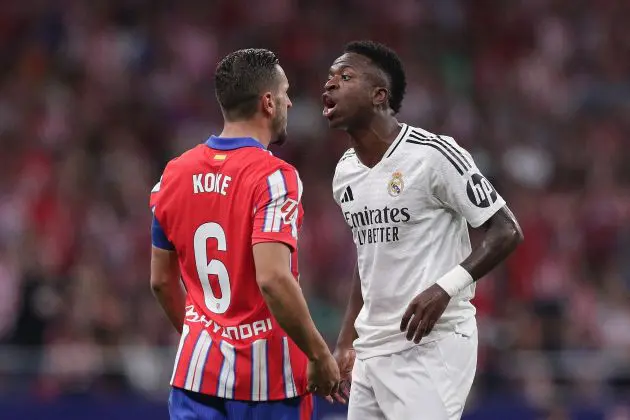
left=150, top=136, right=308, bottom=401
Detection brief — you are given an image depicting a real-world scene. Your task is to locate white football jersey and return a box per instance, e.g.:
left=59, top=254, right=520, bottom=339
left=333, top=123, right=506, bottom=359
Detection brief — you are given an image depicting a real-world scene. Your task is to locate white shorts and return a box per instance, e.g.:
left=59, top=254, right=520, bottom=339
left=347, top=327, right=477, bottom=420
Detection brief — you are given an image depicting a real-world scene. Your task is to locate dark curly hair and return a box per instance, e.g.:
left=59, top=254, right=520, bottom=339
left=344, top=41, right=407, bottom=114
left=214, top=48, right=280, bottom=120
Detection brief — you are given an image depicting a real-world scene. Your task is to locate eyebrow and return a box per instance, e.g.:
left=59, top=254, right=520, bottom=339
left=329, top=64, right=354, bottom=75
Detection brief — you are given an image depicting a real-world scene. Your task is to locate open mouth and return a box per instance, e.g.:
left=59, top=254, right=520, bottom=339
left=322, top=94, right=337, bottom=118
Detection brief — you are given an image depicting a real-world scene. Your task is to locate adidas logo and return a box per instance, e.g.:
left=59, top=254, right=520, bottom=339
left=340, top=186, right=354, bottom=203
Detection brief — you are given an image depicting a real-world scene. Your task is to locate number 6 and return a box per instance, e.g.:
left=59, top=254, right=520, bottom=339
left=194, top=222, right=231, bottom=314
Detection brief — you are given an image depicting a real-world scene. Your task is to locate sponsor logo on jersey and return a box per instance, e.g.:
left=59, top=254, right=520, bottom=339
left=387, top=171, right=404, bottom=197
left=185, top=305, right=273, bottom=341
left=344, top=205, right=411, bottom=228
left=340, top=186, right=354, bottom=203
left=466, top=173, right=497, bottom=208
left=344, top=205, right=411, bottom=245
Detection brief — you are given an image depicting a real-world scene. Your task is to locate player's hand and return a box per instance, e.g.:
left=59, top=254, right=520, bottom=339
left=332, top=347, right=355, bottom=404
left=307, top=352, right=340, bottom=403
left=400, top=283, right=451, bottom=344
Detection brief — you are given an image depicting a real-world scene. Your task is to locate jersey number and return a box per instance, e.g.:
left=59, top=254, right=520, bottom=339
left=193, top=222, right=231, bottom=314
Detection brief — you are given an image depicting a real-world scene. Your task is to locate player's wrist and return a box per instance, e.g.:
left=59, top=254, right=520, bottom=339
left=435, top=265, right=474, bottom=297
left=335, top=341, right=353, bottom=352
left=335, top=333, right=355, bottom=351
left=307, top=340, right=332, bottom=362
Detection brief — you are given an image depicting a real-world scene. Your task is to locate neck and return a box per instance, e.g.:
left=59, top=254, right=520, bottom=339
left=219, top=120, right=272, bottom=148
left=347, top=113, right=401, bottom=168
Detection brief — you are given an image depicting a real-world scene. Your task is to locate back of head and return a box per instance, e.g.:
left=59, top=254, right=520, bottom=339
left=214, top=48, right=280, bottom=121
left=344, top=40, right=407, bottom=114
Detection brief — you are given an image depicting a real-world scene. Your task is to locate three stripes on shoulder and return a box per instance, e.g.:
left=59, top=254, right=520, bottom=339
left=406, top=130, right=473, bottom=176
left=339, top=149, right=356, bottom=163
left=336, top=130, right=472, bottom=177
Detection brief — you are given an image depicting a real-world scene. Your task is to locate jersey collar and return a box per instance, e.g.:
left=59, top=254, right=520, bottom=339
left=206, top=136, right=266, bottom=150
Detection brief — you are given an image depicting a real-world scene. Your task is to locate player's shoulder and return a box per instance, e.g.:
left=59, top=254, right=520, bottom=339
left=333, top=148, right=358, bottom=179
left=161, top=144, right=206, bottom=175
left=149, top=146, right=202, bottom=206
left=337, top=147, right=358, bottom=166
left=252, top=150, right=299, bottom=179
left=399, top=124, right=473, bottom=173
left=401, top=125, right=466, bottom=156
left=338, top=148, right=357, bottom=164
left=237, top=151, right=301, bottom=199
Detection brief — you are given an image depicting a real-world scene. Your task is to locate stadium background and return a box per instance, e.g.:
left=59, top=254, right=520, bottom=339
left=1, top=0, right=629, bottom=419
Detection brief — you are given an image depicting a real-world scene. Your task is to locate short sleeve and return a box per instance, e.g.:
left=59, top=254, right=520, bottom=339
left=149, top=175, right=162, bottom=211
left=428, top=135, right=505, bottom=228
left=152, top=214, right=175, bottom=250
left=251, top=165, right=303, bottom=251
left=332, top=148, right=356, bottom=207
left=149, top=170, right=175, bottom=250
left=332, top=165, right=342, bottom=207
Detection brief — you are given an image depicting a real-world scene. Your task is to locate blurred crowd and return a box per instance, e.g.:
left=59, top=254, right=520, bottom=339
left=1, top=0, right=630, bottom=415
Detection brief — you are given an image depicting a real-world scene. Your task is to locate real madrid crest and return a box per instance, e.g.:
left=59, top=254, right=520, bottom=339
left=387, top=171, right=404, bottom=197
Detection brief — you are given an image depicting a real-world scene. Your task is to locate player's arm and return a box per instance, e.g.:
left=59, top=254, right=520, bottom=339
left=150, top=215, right=186, bottom=334
left=331, top=261, right=360, bottom=403
left=460, top=205, right=522, bottom=280
left=335, top=261, right=361, bottom=350
left=401, top=137, right=523, bottom=342
left=252, top=165, right=339, bottom=397
left=329, top=160, right=361, bottom=402
left=331, top=159, right=362, bottom=352
left=253, top=243, right=331, bottom=363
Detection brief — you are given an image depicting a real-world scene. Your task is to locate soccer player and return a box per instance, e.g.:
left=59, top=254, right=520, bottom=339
left=323, top=41, right=524, bottom=419
left=150, top=48, right=339, bottom=420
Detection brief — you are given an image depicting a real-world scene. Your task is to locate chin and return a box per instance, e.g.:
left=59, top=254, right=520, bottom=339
left=327, top=116, right=349, bottom=130
left=272, top=131, right=288, bottom=146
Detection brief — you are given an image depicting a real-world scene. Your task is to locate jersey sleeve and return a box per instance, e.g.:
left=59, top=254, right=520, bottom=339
left=332, top=164, right=343, bottom=207
left=149, top=173, right=175, bottom=250
left=332, top=148, right=355, bottom=206
left=149, top=175, right=162, bottom=211
left=428, top=135, right=506, bottom=228
left=251, top=165, right=303, bottom=251
left=152, top=214, right=175, bottom=250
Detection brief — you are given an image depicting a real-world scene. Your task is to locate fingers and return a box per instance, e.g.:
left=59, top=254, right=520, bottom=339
left=312, top=381, right=335, bottom=397
left=310, top=381, right=343, bottom=403
left=413, top=313, right=441, bottom=343
left=332, top=380, right=350, bottom=404
left=404, top=309, right=424, bottom=341
left=333, top=391, right=346, bottom=404
left=400, top=303, right=416, bottom=331
left=413, top=317, right=429, bottom=344
left=423, top=318, right=437, bottom=338
left=333, top=395, right=345, bottom=404
left=315, top=387, right=332, bottom=398
left=341, top=379, right=351, bottom=398
left=308, top=383, right=330, bottom=396
left=330, top=380, right=340, bottom=396
left=339, top=379, right=351, bottom=402
left=339, top=364, right=354, bottom=379
left=307, top=382, right=330, bottom=394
